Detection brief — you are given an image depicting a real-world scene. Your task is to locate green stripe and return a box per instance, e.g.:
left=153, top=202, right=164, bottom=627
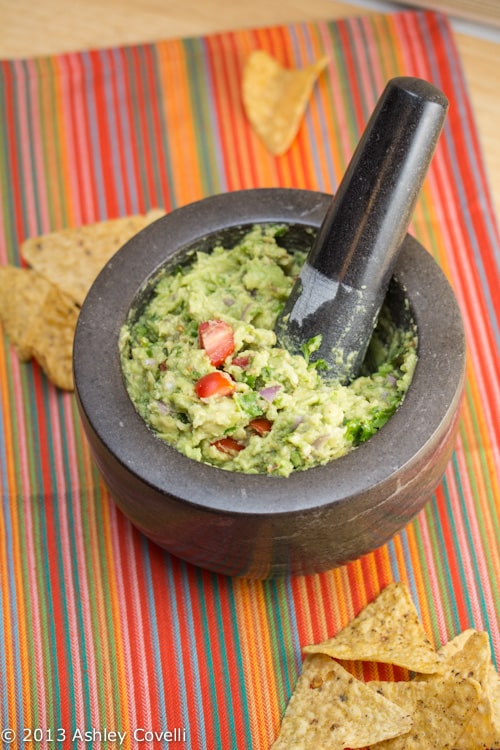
left=196, top=571, right=230, bottom=747
left=196, top=574, right=223, bottom=747
left=461, top=381, right=500, bottom=538
left=410, top=517, right=445, bottom=643
left=64, top=486, right=93, bottom=733
left=7, top=374, right=40, bottom=730
left=31, top=470, right=63, bottom=730
left=264, top=578, right=298, bottom=712
left=77, top=477, right=106, bottom=737
left=449, top=453, right=493, bottom=624
left=328, top=23, right=361, bottom=151
left=184, top=38, right=226, bottom=196
left=426, top=478, right=470, bottom=632
left=226, top=582, right=254, bottom=746
left=149, top=47, right=177, bottom=207
left=371, top=14, right=403, bottom=79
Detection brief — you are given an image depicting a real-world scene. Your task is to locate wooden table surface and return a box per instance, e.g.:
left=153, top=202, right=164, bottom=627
left=1, top=0, right=499, bottom=219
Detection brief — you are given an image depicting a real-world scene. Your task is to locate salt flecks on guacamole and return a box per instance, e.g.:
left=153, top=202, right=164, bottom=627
left=119, top=225, right=417, bottom=477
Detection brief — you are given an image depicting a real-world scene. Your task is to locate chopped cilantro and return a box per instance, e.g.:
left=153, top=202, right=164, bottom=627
left=235, top=392, right=263, bottom=418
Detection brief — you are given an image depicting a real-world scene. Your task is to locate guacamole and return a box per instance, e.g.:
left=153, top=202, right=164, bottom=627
left=120, top=225, right=417, bottom=477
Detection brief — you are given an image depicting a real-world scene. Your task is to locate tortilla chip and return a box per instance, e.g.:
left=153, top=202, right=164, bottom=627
left=412, top=630, right=490, bottom=685
left=368, top=674, right=482, bottom=749
left=271, top=653, right=412, bottom=750
left=440, top=630, right=490, bottom=681
left=0, top=267, right=54, bottom=360
left=242, top=49, right=328, bottom=156
left=486, top=665, right=500, bottom=746
left=436, top=628, right=477, bottom=660
left=303, top=582, right=444, bottom=674
left=428, top=630, right=500, bottom=749
left=21, top=209, right=164, bottom=306
left=399, top=630, right=500, bottom=749
left=25, top=285, right=79, bottom=391
left=454, top=684, right=500, bottom=748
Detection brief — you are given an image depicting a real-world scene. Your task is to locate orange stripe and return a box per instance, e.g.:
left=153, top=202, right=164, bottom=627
left=156, top=40, right=199, bottom=204
left=233, top=580, right=276, bottom=749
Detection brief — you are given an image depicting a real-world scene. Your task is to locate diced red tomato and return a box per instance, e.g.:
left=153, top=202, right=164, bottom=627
left=232, top=355, right=250, bottom=368
left=211, top=437, right=245, bottom=455
left=198, top=320, right=235, bottom=367
left=248, top=417, right=273, bottom=436
left=194, top=371, right=235, bottom=399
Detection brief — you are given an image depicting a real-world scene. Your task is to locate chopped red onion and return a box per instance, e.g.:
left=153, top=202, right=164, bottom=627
left=291, top=415, right=304, bottom=430
left=259, top=385, right=281, bottom=402
left=313, top=434, right=329, bottom=451
left=155, top=400, right=171, bottom=414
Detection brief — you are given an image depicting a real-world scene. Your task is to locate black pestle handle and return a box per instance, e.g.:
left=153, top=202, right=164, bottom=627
left=275, top=76, right=448, bottom=383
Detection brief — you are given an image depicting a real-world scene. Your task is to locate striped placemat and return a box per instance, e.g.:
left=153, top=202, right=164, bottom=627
left=0, top=9, right=499, bottom=748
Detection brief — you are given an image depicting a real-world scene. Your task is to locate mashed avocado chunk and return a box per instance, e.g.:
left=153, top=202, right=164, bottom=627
left=120, top=225, right=417, bottom=477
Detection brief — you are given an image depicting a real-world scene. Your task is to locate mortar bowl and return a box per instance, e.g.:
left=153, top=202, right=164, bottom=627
left=73, top=189, right=466, bottom=578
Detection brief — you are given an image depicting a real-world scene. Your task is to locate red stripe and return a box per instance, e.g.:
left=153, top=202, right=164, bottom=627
left=1, top=63, right=26, bottom=247
left=72, top=54, right=101, bottom=222
left=205, top=34, right=239, bottom=190
left=100, top=49, right=136, bottom=216
left=336, top=20, right=366, bottom=135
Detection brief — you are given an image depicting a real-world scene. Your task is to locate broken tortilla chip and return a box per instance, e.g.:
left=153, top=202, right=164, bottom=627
left=303, top=582, right=444, bottom=674
left=0, top=267, right=54, bottom=361
left=242, top=49, right=328, bottom=156
left=271, top=653, right=412, bottom=750
left=25, top=284, right=79, bottom=391
left=21, top=209, right=164, bottom=306
left=2, top=210, right=165, bottom=389
left=368, top=674, right=482, bottom=749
